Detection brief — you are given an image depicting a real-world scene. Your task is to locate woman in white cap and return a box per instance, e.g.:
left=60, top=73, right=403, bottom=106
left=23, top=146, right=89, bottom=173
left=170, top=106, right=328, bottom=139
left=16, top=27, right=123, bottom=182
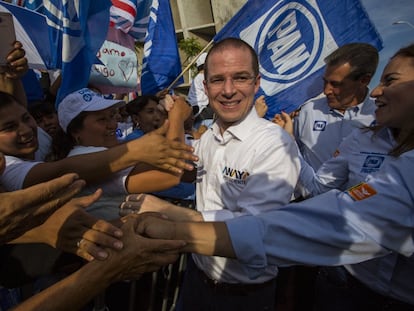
left=55, top=88, right=192, bottom=219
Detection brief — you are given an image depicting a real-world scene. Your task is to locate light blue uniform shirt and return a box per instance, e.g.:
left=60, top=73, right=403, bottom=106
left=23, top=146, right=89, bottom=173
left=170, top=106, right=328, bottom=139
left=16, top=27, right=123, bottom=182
left=294, top=94, right=376, bottom=170
left=298, top=127, right=396, bottom=196
left=298, top=127, right=414, bottom=304
left=226, top=149, right=414, bottom=303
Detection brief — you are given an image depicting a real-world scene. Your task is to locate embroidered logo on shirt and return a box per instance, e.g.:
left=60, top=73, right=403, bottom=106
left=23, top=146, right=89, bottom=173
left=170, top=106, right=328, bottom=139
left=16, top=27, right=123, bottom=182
left=345, top=182, right=377, bottom=201
left=333, top=149, right=340, bottom=157
left=361, top=155, right=385, bottom=173
left=222, top=167, right=250, bottom=185
left=313, top=120, right=327, bottom=131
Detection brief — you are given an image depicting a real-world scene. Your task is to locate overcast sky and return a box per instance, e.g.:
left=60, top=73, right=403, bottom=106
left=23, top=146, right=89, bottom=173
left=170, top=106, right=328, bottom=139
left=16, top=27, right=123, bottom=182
left=360, top=0, right=414, bottom=87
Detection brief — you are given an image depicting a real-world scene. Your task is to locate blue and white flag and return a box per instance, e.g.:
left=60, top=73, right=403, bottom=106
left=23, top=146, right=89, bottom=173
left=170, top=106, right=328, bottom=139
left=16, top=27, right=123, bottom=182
left=0, top=1, right=52, bottom=69
left=42, top=0, right=112, bottom=105
left=140, top=0, right=183, bottom=95
left=214, top=0, right=383, bottom=117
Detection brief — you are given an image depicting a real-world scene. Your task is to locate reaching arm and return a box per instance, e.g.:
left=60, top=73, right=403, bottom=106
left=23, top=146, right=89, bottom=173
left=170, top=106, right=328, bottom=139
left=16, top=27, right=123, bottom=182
left=23, top=122, right=198, bottom=188
left=120, top=194, right=203, bottom=222
left=135, top=213, right=234, bottom=258
left=124, top=96, right=193, bottom=194
left=11, top=190, right=124, bottom=261
left=0, top=41, right=28, bottom=106
left=13, top=218, right=186, bottom=311
left=0, top=173, right=85, bottom=244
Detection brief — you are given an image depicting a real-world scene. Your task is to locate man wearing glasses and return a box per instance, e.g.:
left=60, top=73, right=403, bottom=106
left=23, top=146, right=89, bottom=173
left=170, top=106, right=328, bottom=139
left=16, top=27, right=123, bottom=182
left=139, top=38, right=300, bottom=311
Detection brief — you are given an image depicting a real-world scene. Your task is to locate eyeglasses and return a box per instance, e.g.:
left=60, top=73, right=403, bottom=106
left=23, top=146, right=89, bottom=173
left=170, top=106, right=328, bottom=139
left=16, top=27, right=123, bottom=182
left=206, top=75, right=256, bottom=89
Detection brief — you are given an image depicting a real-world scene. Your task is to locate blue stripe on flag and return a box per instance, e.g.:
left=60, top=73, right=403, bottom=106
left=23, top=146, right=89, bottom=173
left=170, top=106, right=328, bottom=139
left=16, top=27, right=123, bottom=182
left=213, top=0, right=383, bottom=117
left=42, top=0, right=112, bottom=106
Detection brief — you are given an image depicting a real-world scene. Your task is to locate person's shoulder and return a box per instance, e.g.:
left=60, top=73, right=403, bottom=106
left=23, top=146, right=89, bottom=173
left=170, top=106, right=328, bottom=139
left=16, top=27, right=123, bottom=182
left=253, top=118, right=294, bottom=143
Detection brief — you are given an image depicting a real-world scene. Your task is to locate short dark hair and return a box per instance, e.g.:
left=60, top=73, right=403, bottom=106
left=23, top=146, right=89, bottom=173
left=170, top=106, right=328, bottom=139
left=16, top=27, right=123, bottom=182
left=324, top=42, right=379, bottom=80
left=204, top=38, right=259, bottom=79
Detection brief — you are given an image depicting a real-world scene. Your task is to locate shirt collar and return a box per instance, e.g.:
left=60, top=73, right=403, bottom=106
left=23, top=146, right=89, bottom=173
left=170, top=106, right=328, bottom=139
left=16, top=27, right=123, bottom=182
left=211, top=108, right=259, bottom=143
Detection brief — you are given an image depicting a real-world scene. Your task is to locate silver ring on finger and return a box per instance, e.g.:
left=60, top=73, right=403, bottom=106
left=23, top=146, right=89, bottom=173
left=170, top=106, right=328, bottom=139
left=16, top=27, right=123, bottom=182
left=77, top=238, right=84, bottom=248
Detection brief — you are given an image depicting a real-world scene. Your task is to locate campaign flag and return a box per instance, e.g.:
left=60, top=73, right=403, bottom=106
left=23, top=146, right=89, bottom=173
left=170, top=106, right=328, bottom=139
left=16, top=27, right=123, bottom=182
left=140, top=0, right=183, bottom=95
left=42, top=0, right=112, bottom=105
left=110, top=0, right=152, bottom=42
left=0, top=1, right=52, bottom=69
left=213, top=0, right=383, bottom=117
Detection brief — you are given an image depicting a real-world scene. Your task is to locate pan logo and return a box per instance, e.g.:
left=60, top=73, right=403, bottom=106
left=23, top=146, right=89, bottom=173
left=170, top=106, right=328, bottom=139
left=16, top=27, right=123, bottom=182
left=256, top=1, right=324, bottom=84
left=361, top=155, right=385, bottom=173
left=313, top=120, right=326, bottom=131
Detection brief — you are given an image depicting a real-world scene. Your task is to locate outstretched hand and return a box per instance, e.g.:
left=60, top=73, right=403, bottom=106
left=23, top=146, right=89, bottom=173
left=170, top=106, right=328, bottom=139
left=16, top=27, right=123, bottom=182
left=102, top=216, right=185, bottom=282
left=135, top=121, right=198, bottom=174
left=33, top=189, right=125, bottom=262
left=0, top=173, right=85, bottom=244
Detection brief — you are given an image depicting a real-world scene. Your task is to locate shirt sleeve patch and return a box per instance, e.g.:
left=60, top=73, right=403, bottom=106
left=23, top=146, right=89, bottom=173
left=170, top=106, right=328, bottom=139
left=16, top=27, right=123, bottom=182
left=345, top=182, right=377, bottom=201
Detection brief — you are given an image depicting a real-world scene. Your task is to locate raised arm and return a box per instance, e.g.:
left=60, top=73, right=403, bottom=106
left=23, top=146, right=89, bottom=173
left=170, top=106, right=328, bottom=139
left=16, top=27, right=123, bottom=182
left=124, top=96, right=193, bottom=193
left=0, top=41, right=28, bottom=106
left=13, top=218, right=185, bottom=311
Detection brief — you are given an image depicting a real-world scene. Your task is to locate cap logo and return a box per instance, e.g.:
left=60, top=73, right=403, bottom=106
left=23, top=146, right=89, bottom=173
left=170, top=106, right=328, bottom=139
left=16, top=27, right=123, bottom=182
left=77, top=88, right=95, bottom=102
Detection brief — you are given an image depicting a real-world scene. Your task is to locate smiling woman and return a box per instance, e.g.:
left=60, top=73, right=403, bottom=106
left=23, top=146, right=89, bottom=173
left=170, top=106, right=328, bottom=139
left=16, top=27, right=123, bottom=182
left=52, top=88, right=193, bottom=220
left=0, top=93, right=39, bottom=160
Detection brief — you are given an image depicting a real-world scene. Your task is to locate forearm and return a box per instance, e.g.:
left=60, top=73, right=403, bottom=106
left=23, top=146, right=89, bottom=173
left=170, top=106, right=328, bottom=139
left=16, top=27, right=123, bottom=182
left=13, top=260, right=114, bottom=311
left=23, top=144, right=141, bottom=187
left=177, top=221, right=236, bottom=258
left=126, top=168, right=181, bottom=193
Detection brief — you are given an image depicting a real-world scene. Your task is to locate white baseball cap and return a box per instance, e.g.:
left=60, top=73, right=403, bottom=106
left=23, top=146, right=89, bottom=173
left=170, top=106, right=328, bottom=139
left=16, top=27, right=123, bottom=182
left=58, top=88, right=125, bottom=133
left=196, top=52, right=207, bottom=68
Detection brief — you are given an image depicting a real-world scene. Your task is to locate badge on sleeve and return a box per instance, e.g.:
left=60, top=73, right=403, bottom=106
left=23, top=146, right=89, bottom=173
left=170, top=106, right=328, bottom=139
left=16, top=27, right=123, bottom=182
left=345, top=182, right=377, bottom=201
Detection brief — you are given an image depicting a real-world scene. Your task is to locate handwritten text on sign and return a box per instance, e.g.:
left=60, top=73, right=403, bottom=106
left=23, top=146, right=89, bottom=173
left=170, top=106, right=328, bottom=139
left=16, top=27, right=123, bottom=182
left=90, top=40, right=138, bottom=88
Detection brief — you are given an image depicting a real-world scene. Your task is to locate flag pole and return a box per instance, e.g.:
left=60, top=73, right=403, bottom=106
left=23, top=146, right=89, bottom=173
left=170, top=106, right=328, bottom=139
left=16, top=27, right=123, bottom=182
left=167, top=39, right=214, bottom=91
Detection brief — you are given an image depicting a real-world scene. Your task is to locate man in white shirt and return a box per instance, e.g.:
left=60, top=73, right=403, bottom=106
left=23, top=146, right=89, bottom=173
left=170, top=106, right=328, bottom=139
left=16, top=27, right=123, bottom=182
left=137, top=38, right=300, bottom=311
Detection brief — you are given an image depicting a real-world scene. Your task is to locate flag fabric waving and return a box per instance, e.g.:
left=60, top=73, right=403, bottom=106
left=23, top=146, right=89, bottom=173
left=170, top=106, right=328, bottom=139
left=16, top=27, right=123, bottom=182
left=42, top=0, right=112, bottom=106
left=140, top=0, right=183, bottom=95
left=0, top=1, right=52, bottom=69
left=110, top=0, right=152, bottom=42
left=214, top=0, right=383, bottom=117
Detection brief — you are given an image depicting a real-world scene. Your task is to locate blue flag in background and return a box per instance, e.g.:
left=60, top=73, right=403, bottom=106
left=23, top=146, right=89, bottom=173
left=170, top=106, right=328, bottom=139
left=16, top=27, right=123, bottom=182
left=140, top=0, right=183, bottom=95
left=214, top=0, right=383, bottom=117
left=0, top=1, right=52, bottom=69
left=42, top=0, right=112, bottom=106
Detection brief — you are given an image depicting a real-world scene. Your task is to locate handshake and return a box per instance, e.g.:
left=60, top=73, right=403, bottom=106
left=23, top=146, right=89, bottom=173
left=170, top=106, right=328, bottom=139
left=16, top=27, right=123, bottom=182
left=119, top=193, right=202, bottom=243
